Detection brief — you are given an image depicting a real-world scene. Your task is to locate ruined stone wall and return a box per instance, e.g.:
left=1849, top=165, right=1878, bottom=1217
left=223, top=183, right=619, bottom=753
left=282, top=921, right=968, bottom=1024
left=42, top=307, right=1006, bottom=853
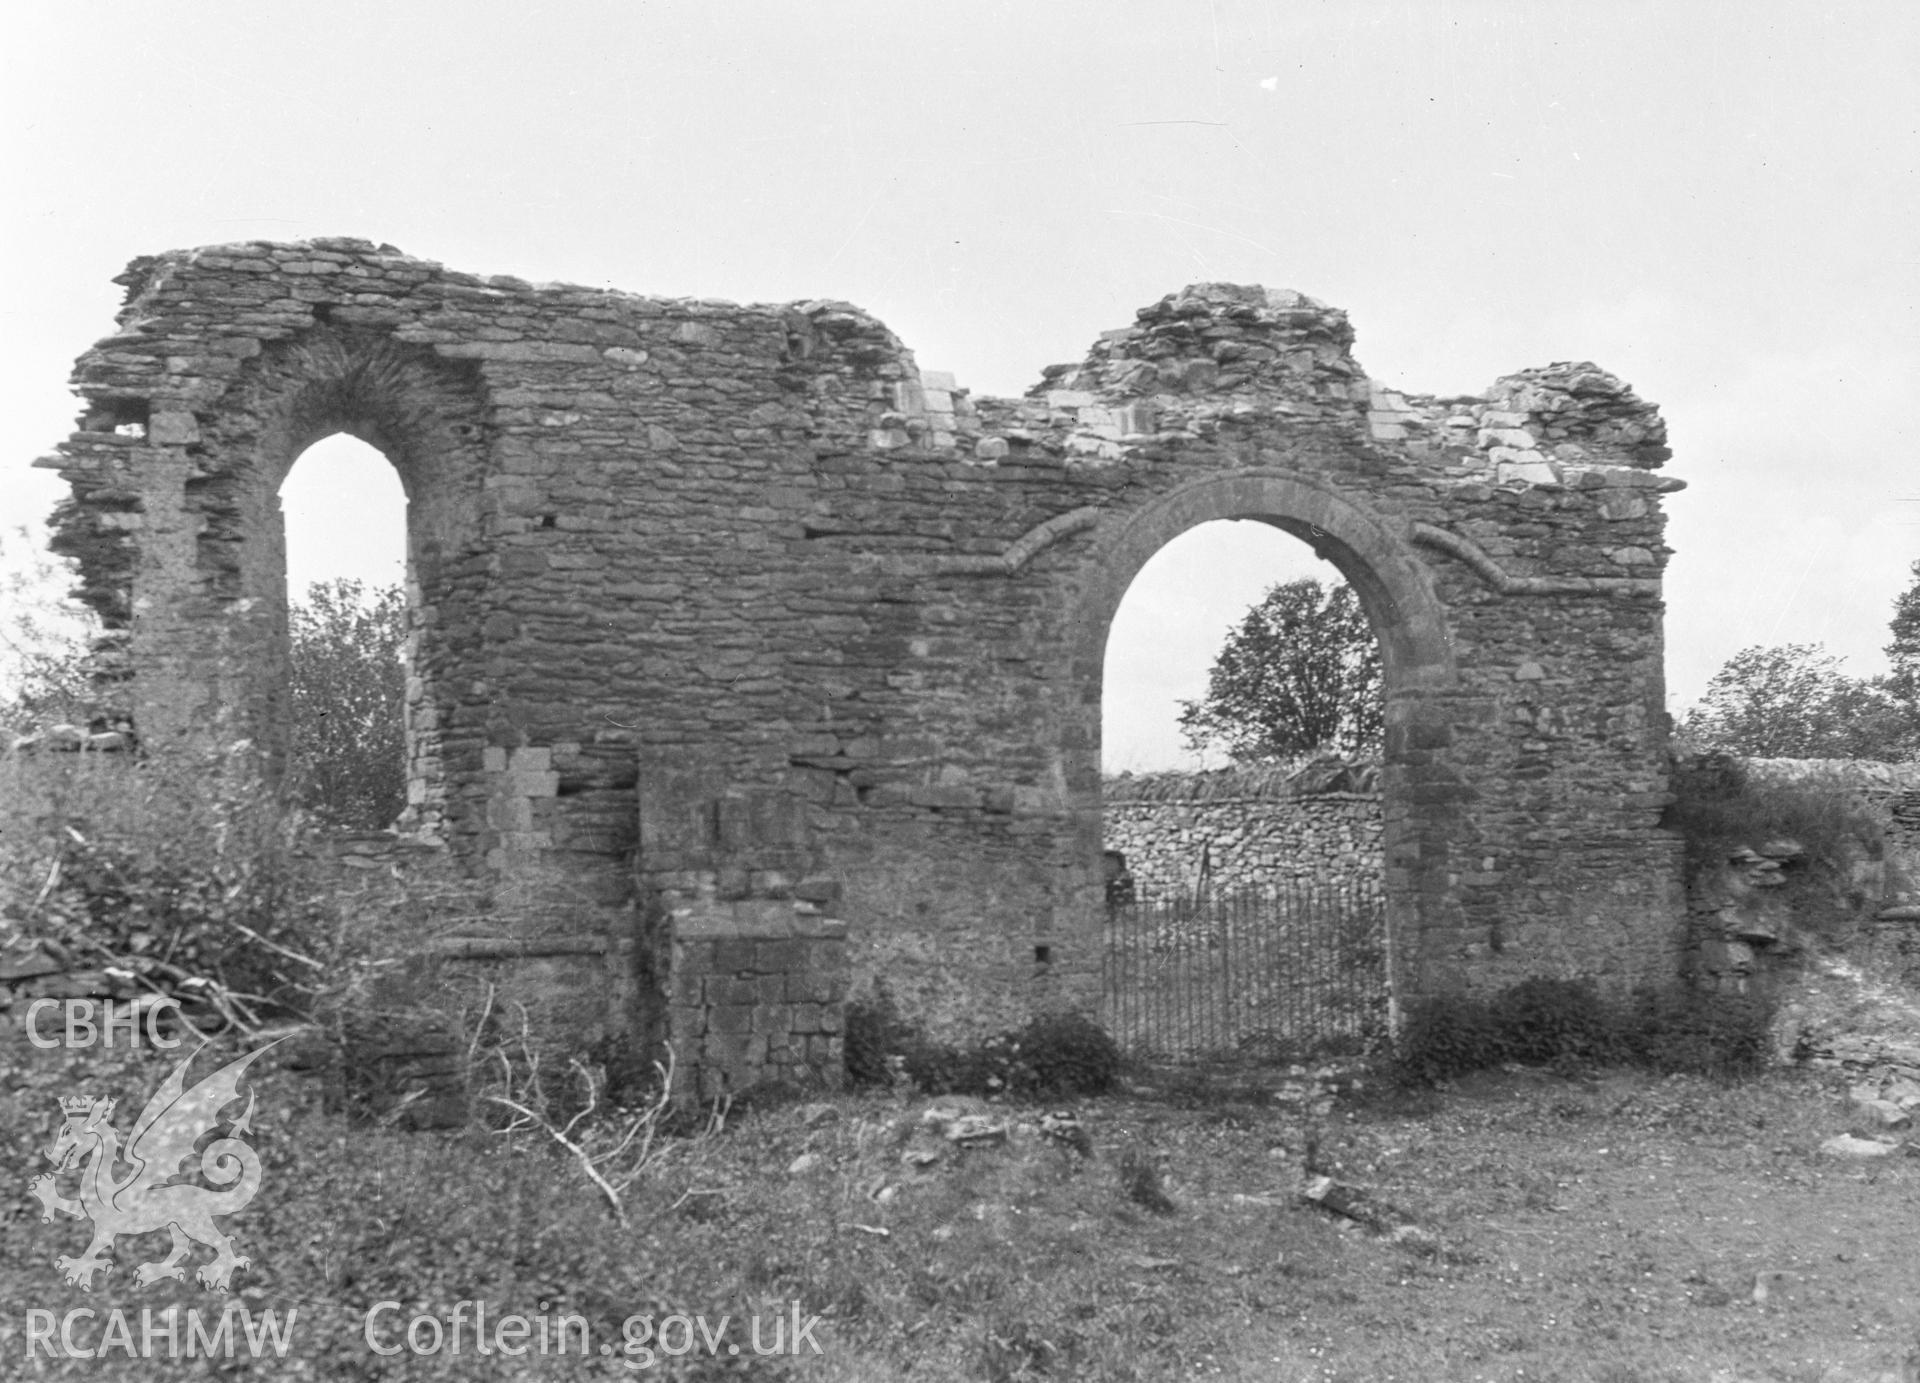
left=1741, top=760, right=1920, bottom=904
left=1103, top=768, right=1382, bottom=900
left=40, top=240, right=1690, bottom=1094
left=1687, top=758, right=1920, bottom=994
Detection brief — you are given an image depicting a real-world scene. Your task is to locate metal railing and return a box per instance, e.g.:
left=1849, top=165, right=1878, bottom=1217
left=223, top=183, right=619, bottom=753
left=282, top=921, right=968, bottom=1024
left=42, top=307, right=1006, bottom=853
left=1101, top=879, right=1389, bottom=1064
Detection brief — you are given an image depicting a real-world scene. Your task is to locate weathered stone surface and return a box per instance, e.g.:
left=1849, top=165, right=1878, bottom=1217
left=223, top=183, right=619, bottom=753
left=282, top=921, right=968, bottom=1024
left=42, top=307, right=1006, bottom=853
left=1858, top=1098, right=1912, bottom=1130
left=1104, top=766, right=1382, bottom=900
left=40, top=244, right=1692, bottom=1096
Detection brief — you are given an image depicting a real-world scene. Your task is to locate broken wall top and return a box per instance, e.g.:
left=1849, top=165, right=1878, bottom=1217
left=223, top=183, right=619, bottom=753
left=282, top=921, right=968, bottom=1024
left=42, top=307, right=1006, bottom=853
left=45, top=239, right=1672, bottom=509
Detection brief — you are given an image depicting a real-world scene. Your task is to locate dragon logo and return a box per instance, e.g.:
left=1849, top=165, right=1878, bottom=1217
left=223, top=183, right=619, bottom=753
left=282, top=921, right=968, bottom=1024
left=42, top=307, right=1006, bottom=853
left=29, top=1041, right=281, bottom=1293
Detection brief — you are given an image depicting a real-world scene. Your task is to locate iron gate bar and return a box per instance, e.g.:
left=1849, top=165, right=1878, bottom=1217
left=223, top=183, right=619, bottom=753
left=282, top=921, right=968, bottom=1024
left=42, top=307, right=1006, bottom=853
left=1100, top=877, right=1388, bottom=1065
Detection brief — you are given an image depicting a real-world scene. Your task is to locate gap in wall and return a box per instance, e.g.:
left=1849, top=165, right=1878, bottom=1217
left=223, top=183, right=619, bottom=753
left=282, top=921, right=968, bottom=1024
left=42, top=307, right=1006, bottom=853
left=279, top=432, right=411, bottom=831
left=282, top=433, right=407, bottom=600
left=1101, top=518, right=1333, bottom=776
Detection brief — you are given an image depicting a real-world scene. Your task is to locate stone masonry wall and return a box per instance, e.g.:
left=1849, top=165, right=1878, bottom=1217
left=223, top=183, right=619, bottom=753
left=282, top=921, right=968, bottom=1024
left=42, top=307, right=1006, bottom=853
left=670, top=910, right=848, bottom=1102
left=1103, top=766, right=1382, bottom=901
left=38, top=241, right=1691, bottom=1096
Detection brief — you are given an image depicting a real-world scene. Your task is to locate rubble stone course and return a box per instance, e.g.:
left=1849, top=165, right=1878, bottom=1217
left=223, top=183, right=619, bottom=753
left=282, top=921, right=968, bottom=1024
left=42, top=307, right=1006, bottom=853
left=38, top=240, right=1691, bottom=1095
left=1103, top=767, right=1383, bottom=901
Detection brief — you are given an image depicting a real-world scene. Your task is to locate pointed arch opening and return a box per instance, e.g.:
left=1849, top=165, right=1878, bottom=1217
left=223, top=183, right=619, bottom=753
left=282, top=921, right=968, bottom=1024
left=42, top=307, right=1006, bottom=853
left=210, top=327, right=493, bottom=842
left=278, top=433, right=411, bottom=831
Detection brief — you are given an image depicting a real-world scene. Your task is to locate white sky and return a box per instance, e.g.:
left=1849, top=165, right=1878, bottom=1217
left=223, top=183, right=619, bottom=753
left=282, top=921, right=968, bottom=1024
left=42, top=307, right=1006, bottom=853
left=3, top=2, right=1914, bottom=770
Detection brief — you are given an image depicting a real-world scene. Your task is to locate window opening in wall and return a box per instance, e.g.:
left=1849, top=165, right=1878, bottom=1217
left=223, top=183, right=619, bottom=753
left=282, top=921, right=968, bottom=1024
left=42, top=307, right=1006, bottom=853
left=278, top=433, right=410, bottom=830
left=1099, top=519, right=1389, bottom=1065
left=84, top=396, right=150, bottom=437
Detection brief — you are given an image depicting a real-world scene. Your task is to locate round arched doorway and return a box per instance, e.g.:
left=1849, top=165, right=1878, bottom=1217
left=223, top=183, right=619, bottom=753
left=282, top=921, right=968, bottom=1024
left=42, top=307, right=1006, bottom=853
left=1067, top=471, right=1462, bottom=1052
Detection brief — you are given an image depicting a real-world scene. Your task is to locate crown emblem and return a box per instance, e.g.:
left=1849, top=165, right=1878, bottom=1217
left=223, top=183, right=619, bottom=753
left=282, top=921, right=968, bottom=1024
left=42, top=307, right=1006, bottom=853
left=60, top=1095, right=95, bottom=1115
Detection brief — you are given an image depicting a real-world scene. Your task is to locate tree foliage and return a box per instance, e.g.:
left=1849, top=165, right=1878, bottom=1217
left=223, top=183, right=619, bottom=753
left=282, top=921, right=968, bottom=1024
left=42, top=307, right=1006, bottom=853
left=1886, top=558, right=1920, bottom=711
left=1678, top=642, right=1914, bottom=762
left=288, top=579, right=409, bottom=829
left=0, top=526, right=97, bottom=736
left=1177, top=577, right=1383, bottom=763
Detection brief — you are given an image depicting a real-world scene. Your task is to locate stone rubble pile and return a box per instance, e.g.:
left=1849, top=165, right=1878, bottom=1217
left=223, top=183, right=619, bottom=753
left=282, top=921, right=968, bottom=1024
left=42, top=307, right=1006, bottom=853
left=1801, top=1032, right=1920, bottom=1089
left=6, top=722, right=133, bottom=754
left=1848, top=1073, right=1919, bottom=1132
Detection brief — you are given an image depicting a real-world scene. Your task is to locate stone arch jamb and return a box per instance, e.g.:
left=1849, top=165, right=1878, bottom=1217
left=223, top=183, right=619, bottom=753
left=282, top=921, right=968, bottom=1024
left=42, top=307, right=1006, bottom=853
left=156, top=328, right=492, bottom=837
left=1064, top=470, right=1462, bottom=1019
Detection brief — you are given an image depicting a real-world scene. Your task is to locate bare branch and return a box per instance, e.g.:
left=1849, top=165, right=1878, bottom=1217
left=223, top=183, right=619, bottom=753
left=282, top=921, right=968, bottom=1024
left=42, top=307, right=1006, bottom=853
left=485, top=1094, right=630, bottom=1228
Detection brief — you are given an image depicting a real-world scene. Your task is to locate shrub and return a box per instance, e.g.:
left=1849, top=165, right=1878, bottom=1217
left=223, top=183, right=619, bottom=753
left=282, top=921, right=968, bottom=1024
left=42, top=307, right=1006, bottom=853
left=901, top=1030, right=1020, bottom=1097
left=1616, top=986, right=1774, bottom=1078
left=843, top=993, right=1006, bottom=1094
left=2, top=748, right=314, bottom=1016
left=0, top=524, right=97, bottom=738
left=1664, top=752, right=1881, bottom=877
left=1013, top=1011, right=1121, bottom=1099
left=1392, top=976, right=1776, bottom=1085
left=286, top=578, right=407, bottom=830
left=843, top=995, right=908, bottom=1088
left=1392, top=992, right=1505, bottom=1085
left=1489, top=977, right=1616, bottom=1067
left=2, top=742, right=485, bottom=1041
left=843, top=997, right=1121, bottom=1099
left=1665, top=751, right=1888, bottom=945
left=1116, top=1147, right=1176, bottom=1216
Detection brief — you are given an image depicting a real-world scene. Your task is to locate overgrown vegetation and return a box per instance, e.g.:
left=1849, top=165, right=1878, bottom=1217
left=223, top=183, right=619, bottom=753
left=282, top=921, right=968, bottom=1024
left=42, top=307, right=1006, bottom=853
left=1393, top=977, right=1776, bottom=1086
left=0, top=736, right=507, bottom=1066
left=1, top=750, right=329, bottom=1025
left=0, top=523, right=99, bottom=738
left=1, top=754, right=1913, bottom=1381
left=845, top=995, right=1122, bottom=1100
left=1886, top=556, right=1920, bottom=713
left=8, top=1039, right=1918, bottom=1380
left=1663, top=749, right=1888, bottom=948
left=2, top=557, right=409, bottom=829
left=1664, top=751, right=1881, bottom=870
left=286, top=577, right=408, bottom=830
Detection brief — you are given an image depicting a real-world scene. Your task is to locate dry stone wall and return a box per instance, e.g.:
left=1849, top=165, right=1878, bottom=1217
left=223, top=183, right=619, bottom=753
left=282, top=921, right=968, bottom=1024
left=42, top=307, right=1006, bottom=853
left=1103, top=767, right=1382, bottom=901
left=38, top=240, right=1691, bottom=1095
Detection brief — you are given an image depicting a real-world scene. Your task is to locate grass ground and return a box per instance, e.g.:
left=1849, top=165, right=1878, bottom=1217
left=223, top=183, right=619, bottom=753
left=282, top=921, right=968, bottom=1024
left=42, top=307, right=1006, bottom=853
left=3, top=1038, right=1917, bottom=1382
